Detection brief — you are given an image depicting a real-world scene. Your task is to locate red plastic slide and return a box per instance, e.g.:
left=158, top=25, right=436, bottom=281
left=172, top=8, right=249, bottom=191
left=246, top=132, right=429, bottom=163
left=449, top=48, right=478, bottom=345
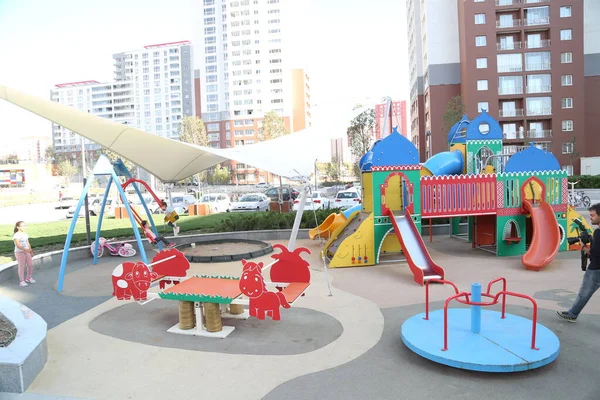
left=387, top=209, right=445, bottom=286
left=521, top=200, right=561, bottom=271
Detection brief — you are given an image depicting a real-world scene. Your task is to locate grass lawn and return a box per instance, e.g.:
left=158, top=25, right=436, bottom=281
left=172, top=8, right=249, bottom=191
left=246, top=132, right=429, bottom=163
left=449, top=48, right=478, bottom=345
left=0, top=213, right=233, bottom=259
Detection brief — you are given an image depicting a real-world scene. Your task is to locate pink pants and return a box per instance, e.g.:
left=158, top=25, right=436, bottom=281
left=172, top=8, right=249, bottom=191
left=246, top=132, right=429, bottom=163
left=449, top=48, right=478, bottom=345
left=15, top=252, right=33, bottom=282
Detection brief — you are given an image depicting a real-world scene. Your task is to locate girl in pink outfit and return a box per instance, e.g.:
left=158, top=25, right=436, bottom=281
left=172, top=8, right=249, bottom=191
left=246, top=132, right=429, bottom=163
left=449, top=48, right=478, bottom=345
left=13, top=221, right=35, bottom=287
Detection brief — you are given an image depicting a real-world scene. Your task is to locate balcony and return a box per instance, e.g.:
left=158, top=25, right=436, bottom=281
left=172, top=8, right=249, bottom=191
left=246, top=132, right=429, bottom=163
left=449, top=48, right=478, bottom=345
left=503, top=132, right=524, bottom=140
left=496, top=0, right=521, bottom=5
left=527, top=129, right=552, bottom=138
left=524, top=0, right=548, bottom=4
left=526, top=108, right=552, bottom=116
left=503, top=145, right=528, bottom=154
left=496, top=19, right=522, bottom=28
left=523, top=17, right=550, bottom=26
left=499, top=109, right=524, bottom=117
left=526, top=85, right=551, bottom=94
left=498, top=86, right=524, bottom=95
left=525, top=62, right=551, bottom=72
left=498, top=64, right=523, bottom=73
left=497, top=41, right=523, bottom=50
left=525, top=39, right=551, bottom=49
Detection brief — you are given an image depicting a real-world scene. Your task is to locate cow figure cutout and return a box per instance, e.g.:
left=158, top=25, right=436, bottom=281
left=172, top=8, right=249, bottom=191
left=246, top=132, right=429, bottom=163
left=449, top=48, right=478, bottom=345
left=239, top=259, right=290, bottom=320
left=112, top=262, right=158, bottom=301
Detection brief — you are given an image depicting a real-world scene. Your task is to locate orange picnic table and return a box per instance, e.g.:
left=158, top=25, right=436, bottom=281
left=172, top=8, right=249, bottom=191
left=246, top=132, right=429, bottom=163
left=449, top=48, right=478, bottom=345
left=160, top=276, right=248, bottom=339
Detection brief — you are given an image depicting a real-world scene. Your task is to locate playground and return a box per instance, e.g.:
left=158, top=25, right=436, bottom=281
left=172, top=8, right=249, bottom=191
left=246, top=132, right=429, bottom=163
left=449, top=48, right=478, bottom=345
left=1, top=237, right=599, bottom=399
left=1, top=86, right=600, bottom=398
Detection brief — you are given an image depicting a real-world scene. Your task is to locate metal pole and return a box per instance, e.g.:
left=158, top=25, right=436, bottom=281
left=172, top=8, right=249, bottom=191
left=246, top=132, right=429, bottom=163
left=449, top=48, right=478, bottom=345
left=81, top=136, right=91, bottom=245
left=471, top=283, right=482, bottom=334
left=314, top=160, right=318, bottom=192
left=288, top=181, right=309, bottom=251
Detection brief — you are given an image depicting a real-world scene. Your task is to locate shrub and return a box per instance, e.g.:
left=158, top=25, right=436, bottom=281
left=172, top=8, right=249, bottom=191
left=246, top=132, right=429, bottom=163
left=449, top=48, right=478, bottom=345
left=213, top=208, right=343, bottom=233
left=568, top=175, right=600, bottom=189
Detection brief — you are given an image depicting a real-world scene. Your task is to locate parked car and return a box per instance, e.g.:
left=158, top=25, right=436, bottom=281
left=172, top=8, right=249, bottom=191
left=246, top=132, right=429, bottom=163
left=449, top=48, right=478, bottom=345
left=65, top=204, right=89, bottom=219
left=293, top=192, right=331, bottom=211
left=91, top=197, right=130, bottom=216
left=334, top=190, right=361, bottom=209
left=151, top=194, right=196, bottom=214
left=264, top=186, right=299, bottom=202
left=255, top=182, right=271, bottom=189
left=198, top=193, right=231, bottom=213
left=56, top=196, right=77, bottom=209
left=231, top=193, right=270, bottom=212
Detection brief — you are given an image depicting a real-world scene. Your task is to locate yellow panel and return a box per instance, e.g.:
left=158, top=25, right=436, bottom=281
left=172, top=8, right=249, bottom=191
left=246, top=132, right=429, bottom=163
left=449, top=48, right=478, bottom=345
left=329, top=213, right=375, bottom=268
left=523, top=181, right=543, bottom=202
left=381, top=233, right=403, bottom=253
left=421, top=167, right=433, bottom=177
left=449, top=143, right=467, bottom=174
left=361, top=172, right=373, bottom=213
left=385, top=174, right=403, bottom=212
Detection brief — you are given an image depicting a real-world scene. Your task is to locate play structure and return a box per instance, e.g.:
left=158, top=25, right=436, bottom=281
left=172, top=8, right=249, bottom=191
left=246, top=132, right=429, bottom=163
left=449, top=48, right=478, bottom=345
left=313, top=110, right=577, bottom=284
left=57, top=155, right=166, bottom=292
left=110, top=244, right=312, bottom=338
left=401, top=278, right=560, bottom=372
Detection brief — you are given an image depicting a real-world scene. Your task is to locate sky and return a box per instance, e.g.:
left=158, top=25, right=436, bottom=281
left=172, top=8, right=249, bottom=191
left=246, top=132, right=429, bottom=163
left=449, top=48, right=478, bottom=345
left=0, top=0, right=409, bottom=154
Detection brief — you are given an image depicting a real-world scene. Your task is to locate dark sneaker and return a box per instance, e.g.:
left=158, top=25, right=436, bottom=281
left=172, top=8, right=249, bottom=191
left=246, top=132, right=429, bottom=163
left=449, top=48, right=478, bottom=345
left=556, top=311, right=577, bottom=323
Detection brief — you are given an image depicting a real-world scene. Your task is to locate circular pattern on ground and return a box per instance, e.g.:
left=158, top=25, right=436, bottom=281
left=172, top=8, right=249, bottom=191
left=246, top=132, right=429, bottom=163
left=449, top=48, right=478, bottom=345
left=181, top=239, right=273, bottom=263
left=89, top=301, right=343, bottom=355
left=401, top=309, right=560, bottom=372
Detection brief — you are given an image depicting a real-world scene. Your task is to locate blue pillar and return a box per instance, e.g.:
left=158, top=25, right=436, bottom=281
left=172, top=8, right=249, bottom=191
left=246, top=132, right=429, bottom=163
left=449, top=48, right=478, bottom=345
left=471, top=282, right=482, bottom=334
left=93, top=177, right=113, bottom=264
left=57, top=176, right=95, bottom=293
left=112, top=171, right=147, bottom=264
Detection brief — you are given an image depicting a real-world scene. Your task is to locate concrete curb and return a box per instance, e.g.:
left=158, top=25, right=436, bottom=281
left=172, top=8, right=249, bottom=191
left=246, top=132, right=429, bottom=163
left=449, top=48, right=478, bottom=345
left=0, top=297, right=48, bottom=393
left=0, top=224, right=467, bottom=283
left=181, top=239, right=273, bottom=263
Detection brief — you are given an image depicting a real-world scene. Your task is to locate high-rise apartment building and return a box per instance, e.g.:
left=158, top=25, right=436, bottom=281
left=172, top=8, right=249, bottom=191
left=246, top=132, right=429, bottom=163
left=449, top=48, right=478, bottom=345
left=407, top=0, right=600, bottom=174
left=50, top=42, right=195, bottom=163
left=194, top=0, right=310, bottom=183
left=374, top=100, right=408, bottom=139
left=113, top=41, right=195, bottom=139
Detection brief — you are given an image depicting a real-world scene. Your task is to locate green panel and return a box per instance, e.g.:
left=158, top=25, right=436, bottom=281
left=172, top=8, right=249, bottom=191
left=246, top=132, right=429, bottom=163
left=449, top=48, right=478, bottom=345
left=374, top=216, right=393, bottom=263
left=557, top=216, right=568, bottom=252
left=496, top=215, right=526, bottom=256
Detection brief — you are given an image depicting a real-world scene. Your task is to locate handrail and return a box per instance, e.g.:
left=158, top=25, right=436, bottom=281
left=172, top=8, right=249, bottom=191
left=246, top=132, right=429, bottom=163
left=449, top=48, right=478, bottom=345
left=442, top=289, right=538, bottom=351
left=426, top=277, right=539, bottom=352
left=424, top=279, right=460, bottom=320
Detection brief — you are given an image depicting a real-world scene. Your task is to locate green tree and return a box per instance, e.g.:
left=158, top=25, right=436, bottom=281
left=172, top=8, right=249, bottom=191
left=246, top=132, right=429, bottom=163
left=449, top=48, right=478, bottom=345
left=179, top=115, right=209, bottom=147
left=347, top=108, right=375, bottom=160
left=259, top=111, right=289, bottom=141
left=325, top=156, right=341, bottom=182
left=55, top=160, right=79, bottom=185
left=442, top=95, right=467, bottom=134
left=179, top=116, right=209, bottom=184
left=210, top=164, right=231, bottom=184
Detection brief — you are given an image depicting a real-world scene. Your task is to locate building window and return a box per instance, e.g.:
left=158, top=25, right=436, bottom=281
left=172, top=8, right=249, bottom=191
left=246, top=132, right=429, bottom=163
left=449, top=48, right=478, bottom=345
left=478, top=102, right=489, bottom=112
left=474, top=0, right=484, bottom=2
left=207, top=94, right=218, bottom=102
left=562, top=143, right=574, bottom=154
left=560, top=6, right=572, bottom=18
left=562, top=120, right=574, bottom=131
left=476, top=36, right=487, bottom=46
left=476, top=58, right=488, bottom=69
left=497, top=53, right=522, bottom=73
left=474, top=14, right=486, bottom=24
left=561, top=52, right=573, bottom=63
left=560, top=29, right=572, bottom=41
left=477, top=80, right=488, bottom=91
left=562, top=98, right=573, bottom=108
left=562, top=165, right=574, bottom=176
left=525, top=51, right=550, bottom=71
left=561, top=75, right=573, bottom=86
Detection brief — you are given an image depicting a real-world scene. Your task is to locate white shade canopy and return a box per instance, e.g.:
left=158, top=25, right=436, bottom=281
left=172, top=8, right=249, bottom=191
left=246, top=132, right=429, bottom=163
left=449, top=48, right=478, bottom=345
left=0, top=84, right=368, bottom=182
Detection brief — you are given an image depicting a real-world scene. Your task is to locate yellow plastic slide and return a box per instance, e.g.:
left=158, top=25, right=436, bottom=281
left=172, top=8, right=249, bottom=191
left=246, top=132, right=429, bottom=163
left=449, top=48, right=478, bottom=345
left=309, top=212, right=347, bottom=240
